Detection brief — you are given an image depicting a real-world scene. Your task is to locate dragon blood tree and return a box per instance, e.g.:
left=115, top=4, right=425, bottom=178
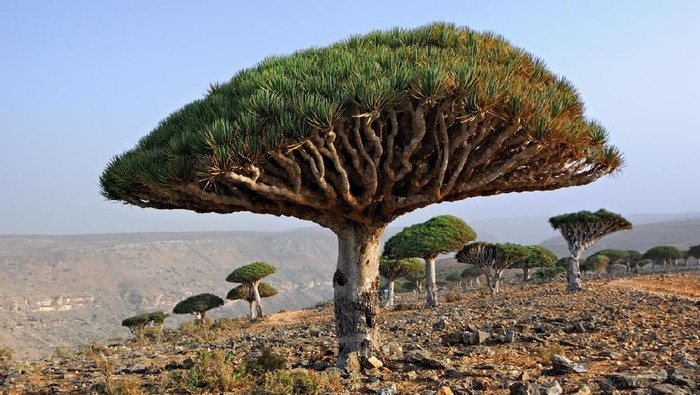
left=549, top=209, right=632, bottom=291
left=173, top=293, right=224, bottom=322
left=456, top=242, right=529, bottom=296
left=226, top=262, right=276, bottom=320
left=384, top=215, right=476, bottom=307
left=517, top=245, right=557, bottom=281
left=227, top=282, right=278, bottom=319
left=100, top=23, right=622, bottom=368
left=379, top=257, right=423, bottom=307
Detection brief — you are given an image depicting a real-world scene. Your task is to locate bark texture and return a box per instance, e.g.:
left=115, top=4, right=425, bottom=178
left=332, top=223, right=385, bottom=370
left=425, top=256, right=438, bottom=307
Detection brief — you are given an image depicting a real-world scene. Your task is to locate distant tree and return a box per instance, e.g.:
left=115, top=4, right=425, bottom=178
left=173, top=293, right=224, bottom=322
left=379, top=257, right=423, bottom=307
left=590, top=249, right=629, bottom=273
left=549, top=209, right=632, bottom=291
left=687, top=245, right=700, bottom=265
left=122, top=313, right=151, bottom=339
left=460, top=266, right=482, bottom=288
left=624, top=250, right=643, bottom=272
left=456, top=242, right=529, bottom=296
left=384, top=215, right=476, bottom=307
left=227, top=282, right=278, bottom=318
left=226, top=262, right=277, bottom=320
left=642, top=246, right=683, bottom=270
left=582, top=254, right=610, bottom=275
left=516, top=245, right=557, bottom=281
left=121, top=311, right=169, bottom=339
left=533, top=265, right=566, bottom=280
left=404, top=269, right=425, bottom=293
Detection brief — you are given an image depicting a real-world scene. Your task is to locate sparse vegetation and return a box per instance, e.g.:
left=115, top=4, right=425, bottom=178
left=643, top=245, right=683, bottom=270
left=379, top=257, right=423, bottom=307
left=121, top=311, right=169, bottom=340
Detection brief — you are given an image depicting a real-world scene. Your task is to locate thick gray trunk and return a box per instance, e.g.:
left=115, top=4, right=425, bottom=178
left=250, top=280, right=263, bottom=320
left=333, top=223, right=385, bottom=370
left=523, top=267, right=530, bottom=281
left=385, top=280, right=395, bottom=307
left=425, top=256, right=438, bottom=307
left=566, top=249, right=585, bottom=292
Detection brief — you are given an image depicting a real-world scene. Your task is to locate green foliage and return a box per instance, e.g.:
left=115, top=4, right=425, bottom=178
left=642, top=246, right=683, bottom=261
left=533, top=266, right=566, bottom=279
left=101, top=22, right=621, bottom=211
left=517, top=245, right=557, bottom=269
left=244, top=348, right=286, bottom=376
left=554, top=257, right=569, bottom=269
left=168, top=349, right=244, bottom=392
left=255, top=369, right=343, bottom=395
left=122, top=311, right=169, bottom=337
left=592, top=249, right=628, bottom=264
left=445, top=271, right=461, bottom=282
left=226, top=261, right=276, bottom=284
left=379, top=257, right=423, bottom=281
left=460, top=266, right=481, bottom=279
left=582, top=254, right=609, bottom=273
left=226, top=282, right=278, bottom=301
left=173, top=293, right=224, bottom=316
left=384, top=215, right=476, bottom=259
left=687, top=244, right=700, bottom=259
left=549, top=209, right=632, bottom=231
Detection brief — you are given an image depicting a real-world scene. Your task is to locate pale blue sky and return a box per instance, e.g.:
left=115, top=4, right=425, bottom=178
left=1, top=1, right=698, bottom=235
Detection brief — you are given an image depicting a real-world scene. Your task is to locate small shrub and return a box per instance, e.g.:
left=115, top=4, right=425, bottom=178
left=532, top=345, right=566, bottom=362
left=0, top=346, right=12, bottom=369
left=393, top=303, right=419, bottom=311
left=168, top=349, right=245, bottom=392
left=255, top=368, right=344, bottom=395
left=244, top=348, right=286, bottom=375
left=444, top=289, right=465, bottom=303
left=533, top=266, right=565, bottom=280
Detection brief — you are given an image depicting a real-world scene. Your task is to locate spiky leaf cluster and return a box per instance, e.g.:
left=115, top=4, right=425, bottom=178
left=121, top=311, right=169, bottom=328
left=226, top=282, right=278, bottom=302
left=384, top=215, right=476, bottom=259
left=226, top=262, right=276, bottom=284
left=686, top=245, right=700, bottom=259
left=516, top=245, right=557, bottom=270
left=100, top=23, right=623, bottom=228
left=549, top=209, right=631, bottom=229
left=173, top=293, right=224, bottom=315
left=642, top=246, right=683, bottom=261
left=379, top=257, right=424, bottom=281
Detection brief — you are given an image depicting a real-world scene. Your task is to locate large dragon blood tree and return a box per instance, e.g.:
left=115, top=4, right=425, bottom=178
left=100, top=23, right=622, bottom=368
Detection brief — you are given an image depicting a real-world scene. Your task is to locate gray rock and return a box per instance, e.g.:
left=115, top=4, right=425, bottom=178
left=551, top=354, right=586, bottom=374
left=605, top=370, right=668, bottom=389
left=648, top=383, right=692, bottom=395
left=469, top=330, right=490, bottom=345
left=376, top=384, right=397, bottom=395
left=509, top=381, right=562, bottom=395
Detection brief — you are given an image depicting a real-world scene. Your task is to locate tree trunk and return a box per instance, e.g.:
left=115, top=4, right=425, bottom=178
left=566, top=249, right=585, bottom=292
left=385, top=280, right=395, bottom=307
left=425, top=255, right=438, bottom=307
left=495, top=271, right=503, bottom=294
left=332, top=223, right=385, bottom=370
left=523, top=267, right=530, bottom=281
left=250, top=280, right=263, bottom=320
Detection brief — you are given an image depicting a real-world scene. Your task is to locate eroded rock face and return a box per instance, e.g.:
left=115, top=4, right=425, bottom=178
left=2, top=273, right=699, bottom=394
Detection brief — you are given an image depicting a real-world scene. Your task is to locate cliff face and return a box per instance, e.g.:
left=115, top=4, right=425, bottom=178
left=0, top=229, right=338, bottom=359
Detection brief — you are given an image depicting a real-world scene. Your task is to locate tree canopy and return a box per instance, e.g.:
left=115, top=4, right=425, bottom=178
left=383, top=215, right=476, bottom=259
left=379, top=257, right=423, bottom=281
left=227, top=262, right=277, bottom=284
left=173, top=293, right=224, bottom=316
left=687, top=245, right=700, bottom=260
left=101, top=23, right=622, bottom=231
left=227, top=282, right=278, bottom=301
left=642, top=246, right=682, bottom=261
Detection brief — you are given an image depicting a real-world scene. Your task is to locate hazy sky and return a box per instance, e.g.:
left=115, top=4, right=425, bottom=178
left=1, top=1, right=698, bottom=235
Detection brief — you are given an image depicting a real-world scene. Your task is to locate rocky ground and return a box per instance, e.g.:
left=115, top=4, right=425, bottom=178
left=1, top=271, right=698, bottom=394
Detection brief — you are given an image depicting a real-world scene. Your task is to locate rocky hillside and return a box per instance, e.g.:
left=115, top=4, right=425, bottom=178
left=0, top=229, right=338, bottom=359
left=1, top=272, right=698, bottom=394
